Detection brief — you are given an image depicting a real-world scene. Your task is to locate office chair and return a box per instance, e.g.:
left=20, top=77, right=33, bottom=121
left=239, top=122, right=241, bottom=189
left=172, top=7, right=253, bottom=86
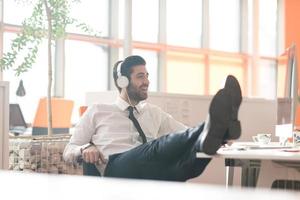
left=79, top=106, right=88, bottom=116
left=9, top=104, right=28, bottom=135
left=82, top=161, right=101, bottom=177
left=32, top=97, right=74, bottom=135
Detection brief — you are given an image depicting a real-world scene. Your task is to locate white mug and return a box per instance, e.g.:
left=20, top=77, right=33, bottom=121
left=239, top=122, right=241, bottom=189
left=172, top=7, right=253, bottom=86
left=293, top=131, right=300, bottom=146
left=252, top=134, right=271, bottom=144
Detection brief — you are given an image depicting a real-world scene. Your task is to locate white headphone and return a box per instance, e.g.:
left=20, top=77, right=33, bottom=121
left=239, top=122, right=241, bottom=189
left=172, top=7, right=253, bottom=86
left=116, top=61, right=129, bottom=89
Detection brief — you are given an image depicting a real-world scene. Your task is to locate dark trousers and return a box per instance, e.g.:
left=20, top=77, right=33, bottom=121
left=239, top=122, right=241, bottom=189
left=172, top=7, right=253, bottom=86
left=104, top=124, right=211, bottom=181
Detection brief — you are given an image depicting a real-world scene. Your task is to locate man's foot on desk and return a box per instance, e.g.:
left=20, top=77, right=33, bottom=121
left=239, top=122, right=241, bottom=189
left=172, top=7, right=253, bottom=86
left=197, top=75, right=242, bottom=155
left=223, top=75, right=242, bottom=140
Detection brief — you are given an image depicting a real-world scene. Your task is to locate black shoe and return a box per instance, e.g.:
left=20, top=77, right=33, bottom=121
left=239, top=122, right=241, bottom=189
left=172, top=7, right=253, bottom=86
left=197, top=75, right=242, bottom=155
left=198, top=89, right=233, bottom=155
left=223, top=75, right=242, bottom=140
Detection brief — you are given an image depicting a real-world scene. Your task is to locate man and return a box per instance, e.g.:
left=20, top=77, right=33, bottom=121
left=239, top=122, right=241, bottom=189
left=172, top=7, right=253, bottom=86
left=63, top=55, right=242, bottom=181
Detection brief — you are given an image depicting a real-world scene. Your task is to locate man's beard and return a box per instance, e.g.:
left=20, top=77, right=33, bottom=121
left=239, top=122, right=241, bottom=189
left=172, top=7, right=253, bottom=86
left=127, top=85, right=148, bottom=103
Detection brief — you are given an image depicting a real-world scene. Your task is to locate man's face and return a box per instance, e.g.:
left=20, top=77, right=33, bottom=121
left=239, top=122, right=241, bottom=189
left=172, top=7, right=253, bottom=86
left=127, top=65, right=149, bottom=102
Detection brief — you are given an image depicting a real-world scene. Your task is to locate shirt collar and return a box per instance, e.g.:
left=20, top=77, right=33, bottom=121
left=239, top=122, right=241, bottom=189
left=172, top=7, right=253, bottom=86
left=115, top=96, right=146, bottom=113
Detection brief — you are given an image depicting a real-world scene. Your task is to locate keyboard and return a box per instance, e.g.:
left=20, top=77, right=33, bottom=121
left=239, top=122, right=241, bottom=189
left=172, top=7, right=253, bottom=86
left=10, top=126, right=27, bottom=135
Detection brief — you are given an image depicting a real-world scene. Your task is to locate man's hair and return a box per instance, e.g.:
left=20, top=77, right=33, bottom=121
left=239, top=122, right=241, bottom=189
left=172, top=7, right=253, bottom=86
left=113, top=55, right=146, bottom=92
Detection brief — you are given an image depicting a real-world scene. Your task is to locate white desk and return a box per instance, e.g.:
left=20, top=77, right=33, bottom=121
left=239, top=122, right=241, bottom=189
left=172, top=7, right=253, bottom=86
left=197, top=142, right=300, bottom=189
left=0, top=170, right=299, bottom=200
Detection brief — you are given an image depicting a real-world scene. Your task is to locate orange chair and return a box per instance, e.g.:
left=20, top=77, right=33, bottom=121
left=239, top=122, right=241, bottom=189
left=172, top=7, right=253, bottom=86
left=79, top=106, right=88, bottom=117
left=32, top=97, right=74, bottom=135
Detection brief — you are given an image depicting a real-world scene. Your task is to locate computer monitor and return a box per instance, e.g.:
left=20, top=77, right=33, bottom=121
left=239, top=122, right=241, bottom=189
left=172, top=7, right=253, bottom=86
left=276, top=44, right=299, bottom=137
left=9, top=104, right=27, bottom=130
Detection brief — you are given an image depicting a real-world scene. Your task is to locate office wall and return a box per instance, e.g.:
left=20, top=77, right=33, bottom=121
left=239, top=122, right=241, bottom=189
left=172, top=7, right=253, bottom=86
left=86, top=91, right=277, bottom=185
left=0, top=81, right=9, bottom=169
left=285, top=0, right=300, bottom=83
left=86, top=91, right=277, bottom=138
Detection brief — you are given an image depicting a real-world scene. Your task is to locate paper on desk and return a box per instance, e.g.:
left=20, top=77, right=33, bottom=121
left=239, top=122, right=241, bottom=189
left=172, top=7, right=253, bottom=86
left=225, top=142, right=293, bottom=150
left=275, top=123, right=293, bottom=138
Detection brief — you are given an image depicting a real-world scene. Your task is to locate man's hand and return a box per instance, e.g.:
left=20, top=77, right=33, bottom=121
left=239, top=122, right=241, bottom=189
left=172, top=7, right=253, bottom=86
left=82, top=145, right=107, bottom=164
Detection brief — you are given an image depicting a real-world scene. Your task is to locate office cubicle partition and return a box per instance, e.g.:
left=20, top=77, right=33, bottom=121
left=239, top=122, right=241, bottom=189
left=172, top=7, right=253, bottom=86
left=0, top=81, right=9, bottom=169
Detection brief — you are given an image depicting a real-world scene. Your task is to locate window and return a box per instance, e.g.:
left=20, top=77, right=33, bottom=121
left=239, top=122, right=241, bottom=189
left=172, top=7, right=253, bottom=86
left=1, top=0, right=283, bottom=127
left=67, top=0, right=109, bottom=36
left=166, top=51, right=205, bottom=95
left=65, top=40, right=108, bottom=123
left=277, top=54, right=288, bottom=98
left=3, top=0, right=35, bottom=25
left=256, top=59, right=277, bottom=98
left=166, top=0, right=202, bottom=48
left=132, top=0, right=159, bottom=42
left=132, top=49, right=158, bottom=91
left=247, top=0, right=254, bottom=54
left=209, top=0, right=240, bottom=52
left=3, top=33, right=48, bottom=122
left=209, top=55, right=245, bottom=95
left=259, top=0, right=277, bottom=56
left=118, top=0, right=125, bottom=39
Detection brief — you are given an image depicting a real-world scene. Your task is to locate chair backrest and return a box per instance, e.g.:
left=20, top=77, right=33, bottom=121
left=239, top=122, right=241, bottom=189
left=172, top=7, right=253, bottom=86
left=79, top=106, right=88, bottom=117
left=32, top=97, right=74, bottom=135
left=9, top=103, right=27, bottom=129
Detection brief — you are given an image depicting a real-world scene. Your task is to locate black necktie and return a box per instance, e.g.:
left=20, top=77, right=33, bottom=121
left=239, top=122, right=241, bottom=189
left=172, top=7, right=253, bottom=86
left=128, top=106, right=147, bottom=143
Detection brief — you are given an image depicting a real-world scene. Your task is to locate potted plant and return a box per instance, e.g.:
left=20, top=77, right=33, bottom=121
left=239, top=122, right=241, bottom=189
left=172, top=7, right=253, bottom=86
left=0, top=0, right=99, bottom=136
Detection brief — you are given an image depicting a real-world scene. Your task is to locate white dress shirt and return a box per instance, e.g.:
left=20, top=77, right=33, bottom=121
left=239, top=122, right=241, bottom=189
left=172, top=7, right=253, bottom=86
left=63, top=96, right=187, bottom=174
